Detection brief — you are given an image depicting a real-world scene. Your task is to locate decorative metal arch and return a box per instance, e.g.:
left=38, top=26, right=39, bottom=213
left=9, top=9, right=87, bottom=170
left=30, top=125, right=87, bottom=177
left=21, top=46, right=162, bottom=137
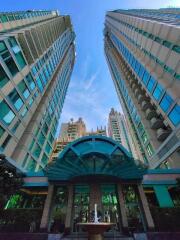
left=44, top=135, right=147, bottom=181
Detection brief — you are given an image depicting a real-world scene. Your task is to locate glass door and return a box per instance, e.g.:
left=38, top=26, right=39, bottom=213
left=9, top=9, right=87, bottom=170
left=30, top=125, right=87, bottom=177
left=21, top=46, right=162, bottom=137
left=101, top=184, right=120, bottom=231
left=73, top=185, right=90, bottom=232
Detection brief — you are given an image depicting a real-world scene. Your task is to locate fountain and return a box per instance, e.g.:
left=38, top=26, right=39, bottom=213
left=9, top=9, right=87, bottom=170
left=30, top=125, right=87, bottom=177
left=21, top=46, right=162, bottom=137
left=77, top=204, right=114, bottom=240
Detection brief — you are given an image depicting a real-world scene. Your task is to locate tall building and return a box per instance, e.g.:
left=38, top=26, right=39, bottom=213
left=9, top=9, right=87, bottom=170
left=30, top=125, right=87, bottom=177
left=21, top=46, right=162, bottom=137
left=59, top=118, right=86, bottom=141
left=0, top=10, right=75, bottom=171
left=104, top=8, right=180, bottom=168
left=50, top=119, right=106, bottom=162
left=108, top=108, right=141, bottom=160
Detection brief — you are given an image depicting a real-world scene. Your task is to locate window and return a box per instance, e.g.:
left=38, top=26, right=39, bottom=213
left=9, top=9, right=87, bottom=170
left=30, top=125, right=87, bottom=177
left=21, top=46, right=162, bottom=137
left=154, top=37, right=161, bottom=44
left=142, top=132, right=148, bottom=144
left=32, top=143, right=41, bottom=158
left=142, top=71, right=150, bottom=85
left=18, top=80, right=30, bottom=99
left=1, top=134, right=11, bottom=149
left=160, top=94, right=173, bottom=113
left=26, top=158, right=36, bottom=171
left=147, top=76, right=156, bottom=93
left=0, top=125, right=5, bottom=139
left=25, top=73, right=35, bottom=90
left=0, top=100, right=15, bottom=125
left=38, top=132, right=45, bottom=146
left=41, top=153, right=48, bottom=165
left=168, top=104, right=180, bottom=126
left=21, top=107, right=28, bottom=117
left=48, top=133, right=54, bottom=144
left=36, top=75, right=43, bottom=92
left=8, top=37, right=26, bottom=69
left=162, top=40, right=172, bottom=48
left=146, top=144, right=154, bottom=156
left=172, top=45, right=180, bottom=54
left=8, top=89, right=23, bottom=111
left=43, top=123, right=49, bottom=135
left=45, top=142, right=52, bottom=154
left=0, top=65, right=9, bottom=88
left=0, top=41, right=18, bottom=76
left=11, top=120, right=21, bottom=133
left=153, top=84, right=164, bottom=101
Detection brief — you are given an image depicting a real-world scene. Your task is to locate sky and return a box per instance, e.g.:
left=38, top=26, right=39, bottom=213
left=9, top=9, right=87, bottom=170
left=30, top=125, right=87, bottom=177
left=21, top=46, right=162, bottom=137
left=1, top=0, right=180, bottom=134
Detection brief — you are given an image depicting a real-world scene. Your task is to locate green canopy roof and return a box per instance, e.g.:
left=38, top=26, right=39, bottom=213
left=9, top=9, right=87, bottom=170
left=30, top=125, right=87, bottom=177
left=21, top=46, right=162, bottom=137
left=44, top=135, right=147, bottom=181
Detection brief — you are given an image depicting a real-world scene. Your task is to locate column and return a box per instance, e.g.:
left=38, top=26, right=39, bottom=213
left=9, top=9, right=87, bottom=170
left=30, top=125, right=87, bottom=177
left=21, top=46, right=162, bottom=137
left=137, top=184, right=155, bottom=230
left=153, top=185, right=174, bottom=207
left=65, top=184, right=74, bottom=233
left=89, top=184, right=102, bottom=215
left=117, top=184, right=128, bottom=231
left=40, top=184, right=54, bottom=232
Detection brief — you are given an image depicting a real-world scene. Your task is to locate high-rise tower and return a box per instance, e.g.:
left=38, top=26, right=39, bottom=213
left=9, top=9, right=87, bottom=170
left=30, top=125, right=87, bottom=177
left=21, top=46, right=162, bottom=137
left=104, top=9, right=180, bottom=168
left=108, top=108, right=142, bottom=160
left=0, top=10, right=75, bottom=171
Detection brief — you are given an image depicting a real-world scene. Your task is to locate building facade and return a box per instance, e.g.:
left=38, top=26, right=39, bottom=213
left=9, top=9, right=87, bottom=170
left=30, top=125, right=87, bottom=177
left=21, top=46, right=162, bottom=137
left=108, top=108, right=140, bottom=159
left=0, top=10, right=75, bottom=171
left=104, top=8, right=180, bottom=168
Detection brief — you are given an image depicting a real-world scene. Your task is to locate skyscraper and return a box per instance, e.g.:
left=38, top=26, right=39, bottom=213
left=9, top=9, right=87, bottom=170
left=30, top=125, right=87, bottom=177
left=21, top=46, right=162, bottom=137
left=0, top=10, right=75, bottom=171
left=108, top=108, right=141, bottom=160
left=104, top=9, right=180, bottom=168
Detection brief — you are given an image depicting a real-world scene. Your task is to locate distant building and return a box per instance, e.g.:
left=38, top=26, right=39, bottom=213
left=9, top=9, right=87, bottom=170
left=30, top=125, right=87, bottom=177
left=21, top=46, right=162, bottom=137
left=104, top=8, right=180, bottom=168
left=59, top=118, right=86, bottom=141
left=108, top=108, right=141, bottom=159
left=0, top=10, right=75, bottom=171
left=86, top=126, right=107, bottom=137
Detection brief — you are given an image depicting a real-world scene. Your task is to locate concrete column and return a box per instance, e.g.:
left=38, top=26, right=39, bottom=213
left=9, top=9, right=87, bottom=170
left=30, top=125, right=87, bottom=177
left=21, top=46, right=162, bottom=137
left=40, top=184, right=54, bottom=232
left=65, top=184, right=74, bottom=233
left=137, top=184, right=155, bottom=230
left=89, top=184, right=102, bottom=216
left=117, top=184, right=128, bottom=230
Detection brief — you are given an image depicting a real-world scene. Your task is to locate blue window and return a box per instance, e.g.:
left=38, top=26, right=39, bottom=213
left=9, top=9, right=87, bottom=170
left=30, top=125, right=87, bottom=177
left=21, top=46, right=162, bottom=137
left=36, top=76, right=43, bottom=92
left=0, top=64, right=10, bottom=88
left=8, top=89, right=23, bottom=111
left=142, top=71, right=150, bottom=85
left=168, top=104, right=180, bottom=126
left=0, top=100, right=15, bottom=125
left=26, top=73, right=35, bottom=90
left=160, top=94, right=174, bottom=113
left=147, top=76, right=156, bottom=93
left=138, top=65, right=145, bottom=79
left=18, top=80, right=30, bottom=99
left=153, top=84, right=164, bottom=101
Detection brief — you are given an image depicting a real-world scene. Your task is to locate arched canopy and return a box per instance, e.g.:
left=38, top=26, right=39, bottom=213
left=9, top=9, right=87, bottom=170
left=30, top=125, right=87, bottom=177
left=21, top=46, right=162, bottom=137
left=45, top=135, right=146, bottom=181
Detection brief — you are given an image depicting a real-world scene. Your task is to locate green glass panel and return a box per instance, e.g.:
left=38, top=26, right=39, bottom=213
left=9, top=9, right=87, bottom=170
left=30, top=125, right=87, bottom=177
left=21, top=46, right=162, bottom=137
left=0, top=100, right=15, bottom=125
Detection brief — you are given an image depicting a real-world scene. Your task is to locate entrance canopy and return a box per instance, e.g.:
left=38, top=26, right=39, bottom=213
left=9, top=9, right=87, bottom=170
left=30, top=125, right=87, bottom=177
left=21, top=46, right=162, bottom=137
left=45, top=136, right=146, bottom=181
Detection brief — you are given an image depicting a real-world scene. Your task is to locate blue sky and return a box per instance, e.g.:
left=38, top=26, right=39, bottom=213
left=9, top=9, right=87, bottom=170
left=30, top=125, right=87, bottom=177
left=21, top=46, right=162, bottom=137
left=1, top=0, right=179, bottom=133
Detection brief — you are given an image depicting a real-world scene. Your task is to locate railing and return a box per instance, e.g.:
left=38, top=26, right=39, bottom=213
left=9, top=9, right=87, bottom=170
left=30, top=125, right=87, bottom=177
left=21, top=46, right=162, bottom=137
left=0, top=208, right=42, bottom=232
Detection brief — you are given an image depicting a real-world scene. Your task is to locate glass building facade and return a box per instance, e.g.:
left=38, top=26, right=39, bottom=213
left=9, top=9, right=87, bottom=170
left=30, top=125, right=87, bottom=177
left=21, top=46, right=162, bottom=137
left=104, top=8, right=180, bottom=168
left=0, top=10, right=75, bottom=171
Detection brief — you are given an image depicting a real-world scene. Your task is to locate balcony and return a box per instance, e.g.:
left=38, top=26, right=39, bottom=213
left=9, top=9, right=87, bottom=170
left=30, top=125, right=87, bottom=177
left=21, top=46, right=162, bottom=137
left=135, top=88, right=141, bottom=97
left=157, top=128, right=171, bottom=141
left=150, top=117, right=164, bottom=129
left=141, top=100, right=151, bottom=111
left=145, top=108, right=157, bottom=120
left=138, top=94, right=147, bottom=103
left=132, top=83, right=137, bottom=90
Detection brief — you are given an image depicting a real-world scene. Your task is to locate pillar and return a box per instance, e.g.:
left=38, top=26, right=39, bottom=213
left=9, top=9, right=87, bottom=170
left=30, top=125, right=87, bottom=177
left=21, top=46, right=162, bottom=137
left=89, top=184, right=102, bottom=218
left=40, top=184, right=54, bottom=232
left=117, top=184, right=128, bottom=231
left=65, top=184, right=74, bottom=233
left=153, top=185, right=174, bottom=207
left=137, top=184, right=155, bottom=230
